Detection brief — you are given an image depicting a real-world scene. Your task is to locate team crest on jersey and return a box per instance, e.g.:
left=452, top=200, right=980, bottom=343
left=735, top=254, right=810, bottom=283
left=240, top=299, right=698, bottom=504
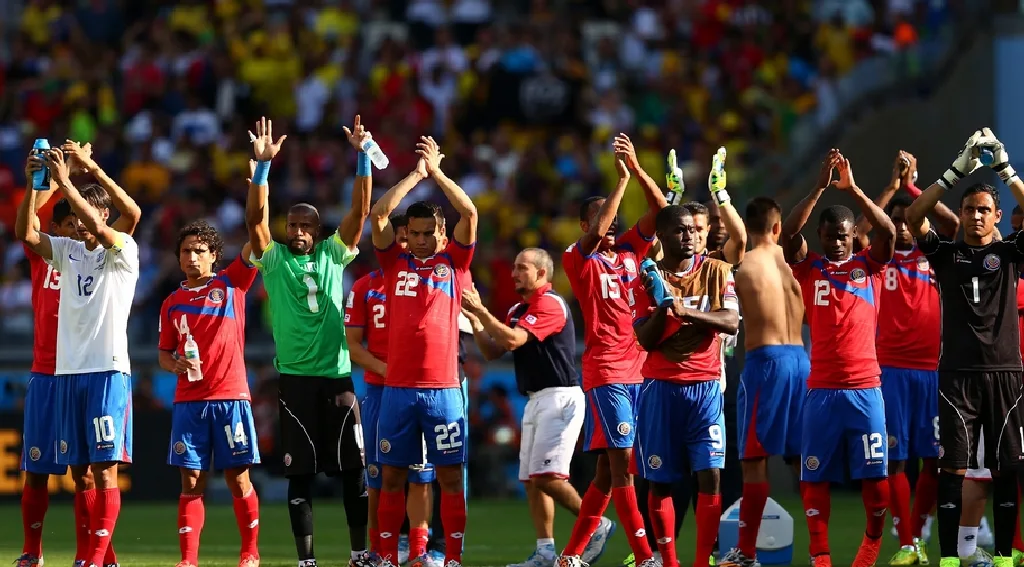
left=917, top=256, right=930, bottom=271
left=525, top=314, right=537, bottom=325
left=647, top=455, right=662, bottom=470
left=60, top=441, right=67, bottom=454
left=367, top=464, right=379, bottom=478
left=804, top=456, right=820, bottom=471
left=984, top=254, right=1001, bottom=271
left=28, top=446, right=41, bottom=461
left=283, top=453, right=292, bottom=466
left=617, top=422, right=632, bottom=436
left=850, top=268, right=867, bottom=283
left=433, top=264, right=450, bottom=278
left=380, top=439, right=392, bottom=453
left=207, top=288, right=225, bottom=303
left=623, top=258, right=637, bottom=273
left=174, top=441, right=187, bottom=455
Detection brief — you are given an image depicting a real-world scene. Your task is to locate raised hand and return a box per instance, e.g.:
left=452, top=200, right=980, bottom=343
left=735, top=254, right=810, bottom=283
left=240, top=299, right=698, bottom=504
left=666, top=149, right=683, bottom=196
left=978, top=127, right=1017, bottom=184
left=248, top=116, right=287, bottom=161
left=416, top=136, right=445, bottom=175
left=816, top=149, right=841, bottom=189
left=41, top=148, right=71, bottom=187
left=612, top=133, right=640, bottom=172
left=614, top=155, right=630, bottom=180
left=61, top=140, right=95, bottom=174
left=707, top=146, right=730, bottom=205
left=940, top=130, right=983, bottom=189
left=342, top=114, right=371, bottom=152
left=833, top=154, right=856, bottom=192
left=24, top=155, right=44, bottom=182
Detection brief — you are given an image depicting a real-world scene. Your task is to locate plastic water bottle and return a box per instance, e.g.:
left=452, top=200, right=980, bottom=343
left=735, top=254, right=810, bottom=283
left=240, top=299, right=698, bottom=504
left=640, top=258, right=673, bottom=307
left=980, top=147, right=995, bottom=166
left=361, top=139, right=390, bottom=170
left=184, top=334, right=203, bottom=382
left=30, top=139, right=50, bottom=190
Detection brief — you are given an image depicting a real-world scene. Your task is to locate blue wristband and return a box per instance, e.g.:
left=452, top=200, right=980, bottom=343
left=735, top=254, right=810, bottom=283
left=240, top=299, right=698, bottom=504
left=356, top=152, right=371, bottom=177
left=253, top=161, right=271, bottom=185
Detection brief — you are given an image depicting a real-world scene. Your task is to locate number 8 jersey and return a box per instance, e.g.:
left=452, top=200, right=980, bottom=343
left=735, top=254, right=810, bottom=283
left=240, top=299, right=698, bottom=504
left=875, top=246, right=940, bottom=371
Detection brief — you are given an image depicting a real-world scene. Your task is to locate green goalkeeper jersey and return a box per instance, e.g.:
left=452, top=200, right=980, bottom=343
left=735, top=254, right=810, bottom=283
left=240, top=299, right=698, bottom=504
left=251, top=232, right=358, bottom=378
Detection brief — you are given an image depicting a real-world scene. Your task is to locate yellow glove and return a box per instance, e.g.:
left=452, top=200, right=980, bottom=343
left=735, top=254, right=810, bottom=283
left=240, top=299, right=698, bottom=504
left=665, top=149, right=684, bottom=205
left=708, top=146, right=730, bottom=206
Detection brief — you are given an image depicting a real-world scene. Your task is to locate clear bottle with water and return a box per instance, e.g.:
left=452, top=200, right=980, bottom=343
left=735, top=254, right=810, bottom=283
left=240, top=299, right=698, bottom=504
left=361, top=138, right=390, bottom=170
left=184, top=334, right=203, bottom=382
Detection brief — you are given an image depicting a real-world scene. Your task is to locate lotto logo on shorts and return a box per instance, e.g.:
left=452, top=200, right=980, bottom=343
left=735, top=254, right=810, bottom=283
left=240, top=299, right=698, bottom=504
left=617, top=422, right=631, bottom=436
left=380, top=439, right=392, bottom=454
left=28, top=447, right=41, bottom=461
left=367, top=465, right=379, bottom=478
left=805, top=456, right=820, bottom=471
left=173, top=442, right=186, bottom=455
left=647, top=455, right=662, bottom=470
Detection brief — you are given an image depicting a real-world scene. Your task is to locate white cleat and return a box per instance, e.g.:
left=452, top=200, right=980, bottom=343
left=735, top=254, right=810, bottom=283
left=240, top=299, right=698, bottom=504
left=554, top=556, right=587, bottom=567
left=637, top=559, right=662, bottom=567
left=508, top=545, right=557, bottom=567
left=581, top=517, right=616, bottom=565
left=443, top=561, right=462, bottom=567
left=964, top=547, right=994, bottom=567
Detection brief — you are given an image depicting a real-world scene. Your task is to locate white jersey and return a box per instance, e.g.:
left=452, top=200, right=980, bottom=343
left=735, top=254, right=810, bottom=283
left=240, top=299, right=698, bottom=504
left=47, top=232, right=139, bottom=375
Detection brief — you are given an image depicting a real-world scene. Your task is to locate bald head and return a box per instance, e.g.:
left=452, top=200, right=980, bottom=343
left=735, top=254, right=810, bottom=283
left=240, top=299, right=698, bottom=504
left=290, top=203, right=320, bottom=220
left=513, top=248, right=554, bottom=295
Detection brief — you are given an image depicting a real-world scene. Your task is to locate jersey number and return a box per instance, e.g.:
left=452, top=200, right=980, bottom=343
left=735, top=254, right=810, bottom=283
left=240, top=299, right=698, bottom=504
left=600, top=273, right=620, bottom=300
left=372, top=304, right=386, bottom=328
left=224, top=423, right=249, bottom=449
left=861, top=432, right=885, bottom=459
left=971, top=276, right=980, bottom=304
left=813, top=280, right=830, bottom=306
left=92, top=415, right=116, bottom=443
left=77, top=274, right=94, bottom=297
left=303, top=275, right=320, bottom=313
left=395, top=271, right=419, bottom=297
left=434, top=422, right=463, bottom=451
left=43, top=264, right=60, bottom=290
left=885, top=267, right=899, bottom=291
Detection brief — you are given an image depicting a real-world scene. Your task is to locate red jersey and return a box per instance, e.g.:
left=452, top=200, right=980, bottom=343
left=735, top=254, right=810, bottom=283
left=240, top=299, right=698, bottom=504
left=875, top=247, right=940, bottom=370
left=158, top=256, right=258, bottom=402
left=632, top=255, right=738, bottom=383
left=563, top=223, right=653, bottom=390
left=344, top=270, right=389, bottom=385
left=791, top=250, right=883, bottom=389
left=25, top=244, right=60, bottom=375
left=375, top=239, right=474, bottom=388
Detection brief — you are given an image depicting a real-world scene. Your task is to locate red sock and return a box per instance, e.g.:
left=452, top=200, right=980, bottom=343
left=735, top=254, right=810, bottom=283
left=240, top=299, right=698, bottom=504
left=862, top=478, right=889, bottom=540
left=441, top=492, right=467, bottom=564
left=612, top=486, right=654, bottom=563
left=103, top=541, right=118, bottom=566
left=695, top=493, right=722, bottom=567
left=409, top=526, right=429, bottom=559
left=889, top=472, right=913, bottom=545
left=232, top=489, right=260, bottom=558
left=738, top=482, right=769, bottom=558
left=21, top=484, right=49, bottom=557
left=648, top=490, right=678, bottom=567
left=378, top=490, right=406, bottom=565
left=88, top=488, right=121, bottom=566
left=178, top=494, right=205, bottom=565
left=75, top=490, right=91, bottom=562
left=800, top=481, right=832, bottom=557
left=563, top=483, right=611, bottom=556
left=911, top=460, right=938, bottom=539
left=1014, top=483, right=1024, bottom=552
left=370, top=528, right=381, bottom=555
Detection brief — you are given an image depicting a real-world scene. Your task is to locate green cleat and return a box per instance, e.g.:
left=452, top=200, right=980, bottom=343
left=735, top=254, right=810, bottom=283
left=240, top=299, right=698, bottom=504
left=1013, top=549, right=1024, bottom=567
left=620, top=554, right=634, bottom=567
left=914, top=538, right=929, bottom=565
left=889, top=545, right=919, bottom=566
left=709, top=554, right=716, bottom=566
left=995, top=555, right=1015, bottom=567
left=937, top=557, right=959, bottom=567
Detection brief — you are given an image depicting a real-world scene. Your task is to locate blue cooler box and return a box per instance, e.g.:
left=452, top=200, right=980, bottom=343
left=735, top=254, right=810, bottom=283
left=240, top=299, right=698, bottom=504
left=718, top=497, right=794, bottom=565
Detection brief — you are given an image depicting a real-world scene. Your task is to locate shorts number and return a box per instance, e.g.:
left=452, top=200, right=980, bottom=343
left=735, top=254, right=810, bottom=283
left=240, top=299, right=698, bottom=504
left=43, top=264, right=60, bottom=290
left=372, top=304, right=385, bottom=328
left=92, top=415, right=116, bottom=443
left=813, top=280, right=829, bottom=306
left=1019, top=426, right=1024, bottom=451
left=861, top=432, right=884, bottom=459
left=885, top=267, right=898, bottom=291
left=434, top=422, right=463, bottom=451
left=933, top=416, right=940, bottom=441
left=77, top=274, right=94, bottom=297
left=303, top=275, right=319, bottom=313
left=709, top=424, right=723, bottom=449
left=600, top=273, right=620, bottom=300
left=224, top=422, right=248, bottom=448
left=971, top=276, right=980, bottom=304
left=395, top=271, right=419, bottom=297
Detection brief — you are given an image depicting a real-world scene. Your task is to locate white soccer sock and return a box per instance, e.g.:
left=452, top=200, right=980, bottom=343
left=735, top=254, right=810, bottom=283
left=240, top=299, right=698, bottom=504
left=537, top=538, right=556, bottom=555
left=958, top=526, right=979, bottom=558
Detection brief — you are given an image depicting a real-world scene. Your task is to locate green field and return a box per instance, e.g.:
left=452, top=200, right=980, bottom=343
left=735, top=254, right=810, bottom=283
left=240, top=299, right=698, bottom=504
left=0, top=494, right=941, bottom=566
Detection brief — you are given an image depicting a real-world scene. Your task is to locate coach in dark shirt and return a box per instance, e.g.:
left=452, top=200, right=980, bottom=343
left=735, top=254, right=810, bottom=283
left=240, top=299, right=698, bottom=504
left=461, top=247, right=596, bottom=564
left=905, top=128, right=1024, bottom=564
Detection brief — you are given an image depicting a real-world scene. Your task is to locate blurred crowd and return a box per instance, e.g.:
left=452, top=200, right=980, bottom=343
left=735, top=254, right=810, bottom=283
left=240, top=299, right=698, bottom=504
left=0, top=0, right=958, bottom=342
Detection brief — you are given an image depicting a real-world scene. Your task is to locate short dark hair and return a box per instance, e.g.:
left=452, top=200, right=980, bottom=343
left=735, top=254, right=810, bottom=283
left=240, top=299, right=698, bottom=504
left=745, top=197, right=782, bottom=234
left=682, top=201, right=709, bottom=218
left=960, top=183, right=1000, bottom=209
left=655, top=204, right=692, bottom=233
left=884, top=194, right=914, bottom=217
left=818, top=205, right=855, bottom=228
left=390, top=213, right=408, bottom=229
left=79, top=184, right=111, bottom=212
left=1013, top=205, right=1023, bottom=215
left=175, top=220, right=224, bottom=265
left=406, top=201, right=445, bottom=231
left=52, top=198, right=74, bottom=225
left=579, top=196, right=604, bottom=222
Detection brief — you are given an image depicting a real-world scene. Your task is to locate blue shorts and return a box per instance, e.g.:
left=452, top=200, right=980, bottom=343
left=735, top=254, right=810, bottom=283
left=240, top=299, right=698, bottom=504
left=583, top=383, right=641, bottom=452
left=57, top=372, right=133, bottom=466
left=738, top=345, right=809, bottom=459
left=168, top=400, right=261, bottom=471
left=635, top=379, right=725, bottom=481
left=362, top=384, right=435, bottom=488
left=881, top=367, right=939, bottom=461
left=800, top=387, right=888, bottom=482
left=377, top=386, right=467, bottom=468
left=21, top=373, right=67, bottom=474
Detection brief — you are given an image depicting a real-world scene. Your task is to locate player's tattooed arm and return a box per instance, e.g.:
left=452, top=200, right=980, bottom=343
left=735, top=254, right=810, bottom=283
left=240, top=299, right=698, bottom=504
left=42, top=148, right=121, bottom=249
left=782, top=149, right=840, bottom=263
left=371, top=161, right=427, bottom=249
left=418, top=136, right=478, bottom=246
left=461, top=308, right=508, bottom=361
left=345, top=326, right=388, bottom=376
left=62, top=140, right=142, bottom=236
left=615, top=134, right=668, bottom=237
left=338, top=115, right=372, bottom=251
left=462, top=287, right=527, bottom=354
left=16, top=156, right=53, bottom=259
left=835, top=155, right=895, bottom=263
left=853, top=152, right=903, bottom=251
left=579, top=155, right=631, bottom=257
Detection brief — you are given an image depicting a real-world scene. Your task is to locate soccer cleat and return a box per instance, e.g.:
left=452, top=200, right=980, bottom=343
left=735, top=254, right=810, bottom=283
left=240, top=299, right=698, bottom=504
left=425, top=552, right=445, bottom=567
left=398, top=535, right=410, bottom=566
left=853, top=534, right=883, bottom=567
left=914, top=538, right=929, bottom=565
left=74, top=562, right=86, bottom=567
left=350, top=552, right=376, bottom=567
left=710, top=554, right=717, bottom=566
left=936, top=558, right=960, bottom=567
left=508, top=544, right=557, bottom=567
left=103, top=564, right=118, bottom=567
left=581, top=517, right=616, bottom=565
left=636, top=560, right=659, bottom=567
left=810, top=554, right=833, bottom=567
left=298, top=560, right=318, bottom=567
left=15, top=555, right=42, bottom=567
left=619, top=554, right=634, bottom=567
left=443, top=561, right=462, bottom=567
left=174, top=563, right=197, bottom=567
left=888, top=545, right=918, bottom=566
left=239, top=554, right=260, bottom=567
left=555, top=556, right=588, bottom=567
left=1013, top=549, right=1024, bottom=567
left=718, top=548, right=760, bottom=567
left=994, top=555, right=1014, bottom=567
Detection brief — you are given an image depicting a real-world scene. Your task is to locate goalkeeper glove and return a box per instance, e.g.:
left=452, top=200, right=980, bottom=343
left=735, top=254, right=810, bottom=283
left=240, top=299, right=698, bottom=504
left=708, top=146, right=730, bottom=206
left=666, top=149, right=684, bottom=205
left=938, top=130, right=983, bottom=190
left=640, top=258, right=673, bottom=308
left=978, top=127, right=1020, bottom=186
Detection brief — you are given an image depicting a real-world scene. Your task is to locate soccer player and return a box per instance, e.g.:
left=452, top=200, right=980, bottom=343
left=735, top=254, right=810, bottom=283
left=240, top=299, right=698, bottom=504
left=718, top=197, right=809, bottom=567
left=20, top=147, right=141, bottom=567
left=904, top=128, right=1024, bottom=567
left=368, top=135, right=475, bottom=567
left=782, top=150, right=895, bottom=567
left=556, top=135, right=668, bottom=567
left=460, top=248, right=585, bottom=567
left=159, top=219, right=261, bottom=567
left=15, top=143, right=139, bottom=567
left=849, top=151, right=960, bottom=566
left=632, top=204, right=740, bottom=567
left=244, top=116, right=372, bottom=567
left=345, top=214, right=437, bottom=566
